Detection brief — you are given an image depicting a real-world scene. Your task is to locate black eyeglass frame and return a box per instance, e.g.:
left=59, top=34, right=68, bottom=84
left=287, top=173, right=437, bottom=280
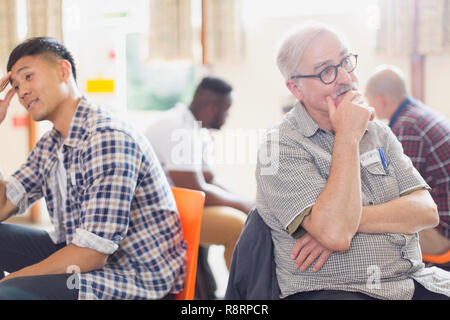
left=290, top=53, right=358, bottom=85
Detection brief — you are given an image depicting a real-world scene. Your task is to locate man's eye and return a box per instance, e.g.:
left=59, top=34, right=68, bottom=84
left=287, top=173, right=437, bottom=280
left=13, top=85, right=19, bottom=91
left=321, top=67, right=334, bottom=77
left=25, top=74, right=32, bottom=80
left=342, top=57, right=351, bottom=67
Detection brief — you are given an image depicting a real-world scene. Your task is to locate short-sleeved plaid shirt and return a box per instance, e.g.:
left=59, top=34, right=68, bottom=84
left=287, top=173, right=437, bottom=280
left=6, top=97, right=186, bottom=299
left=256, top=102, right=450, bottom=300
left=390, top=97, right=450, bottom=239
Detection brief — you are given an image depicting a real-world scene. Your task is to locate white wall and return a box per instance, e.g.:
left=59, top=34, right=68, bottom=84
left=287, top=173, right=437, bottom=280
left=0, top=98, right=29, bottom=177
left=425, top=53, right=450, bottom=113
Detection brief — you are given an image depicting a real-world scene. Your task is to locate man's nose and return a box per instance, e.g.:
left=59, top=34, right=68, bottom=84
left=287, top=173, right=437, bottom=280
left=18, top=84, right=31, bottom=100
left=335, top=66, right=352, bottom=84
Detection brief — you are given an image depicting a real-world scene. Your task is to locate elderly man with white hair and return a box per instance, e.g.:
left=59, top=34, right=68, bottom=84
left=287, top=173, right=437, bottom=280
left=255, top=21, right=450, bottom=300
left=365, top=65, right=450, bottom=259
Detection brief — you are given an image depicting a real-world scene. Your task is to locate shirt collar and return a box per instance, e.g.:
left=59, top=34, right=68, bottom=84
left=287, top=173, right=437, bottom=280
left=389, top=96, right=412, bottom=128
left=176, top=102, right=203, bottom=130
left=63, top=96, right=92, bottom=148
left=48, top=126, right=64, bottom=148
left=292, top=101, right=322, bottom=138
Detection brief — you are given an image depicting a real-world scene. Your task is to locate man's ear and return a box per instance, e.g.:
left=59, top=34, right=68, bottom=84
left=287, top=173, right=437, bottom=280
left=286, top=79, right=304, bottom=101
left=58, top=59, right=72, bottom=82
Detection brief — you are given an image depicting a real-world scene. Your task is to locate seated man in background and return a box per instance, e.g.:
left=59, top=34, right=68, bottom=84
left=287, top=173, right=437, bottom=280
left=0, top=37, right=185, bottom=300
left=256, top=21, right=450, bottom=300
left=145, top=77, right=252, bottom=299
left=365, top=65, right=450, bottom=258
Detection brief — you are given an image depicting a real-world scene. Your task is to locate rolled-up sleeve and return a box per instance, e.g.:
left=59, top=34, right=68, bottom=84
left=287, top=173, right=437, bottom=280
left=73, top=129, right=140, bottom=253
left=8, top=138, right=47, bottom=215
left=72, top=228, right=118, bottom=254
left=6, top=177, right=29, bottom=215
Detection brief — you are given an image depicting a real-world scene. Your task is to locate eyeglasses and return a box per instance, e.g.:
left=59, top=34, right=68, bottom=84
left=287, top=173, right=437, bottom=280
left=290, top=53, right=358, bottom=85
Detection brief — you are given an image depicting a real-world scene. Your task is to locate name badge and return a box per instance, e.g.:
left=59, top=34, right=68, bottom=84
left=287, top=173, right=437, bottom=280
left=360, top=149, right=381, bottom=167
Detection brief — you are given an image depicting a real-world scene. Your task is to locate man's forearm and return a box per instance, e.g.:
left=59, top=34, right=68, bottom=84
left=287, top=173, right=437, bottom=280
left=0, top=167, right=10, bottom=221
left=358, top=189, right=439, bottom=234
left=202, top=182, right=252, bottom=213
left=170, top=170, right=252, bottom=214
left=303, top=134, right=362, bottom=251
left=0, top=180, right=7, bottom=220
left=1, top=244, right=108, bottom=282
left=0, top=180, right=17, bottom=222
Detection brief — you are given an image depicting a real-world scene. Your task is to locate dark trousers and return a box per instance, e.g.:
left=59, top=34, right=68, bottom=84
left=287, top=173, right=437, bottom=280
left=0, top=222, right=78, bottom=300
left=412, top=280, right=449, bottom=300
left=194, top=246, right=217, bottom=300
left=285, top=280, right=449, bottom=300
left=285, top=289, right=377, bottom=300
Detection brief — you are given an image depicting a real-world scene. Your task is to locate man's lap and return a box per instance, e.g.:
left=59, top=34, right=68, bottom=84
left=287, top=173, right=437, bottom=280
left=284, top=289, right=377, bottom=300
left=0, top=222, right=64, bottom=277
left=0, top=274, right=78, bottom=300
left=284, top=280, right=450, bottom=300
left=0, top=222, right=79, bottom=299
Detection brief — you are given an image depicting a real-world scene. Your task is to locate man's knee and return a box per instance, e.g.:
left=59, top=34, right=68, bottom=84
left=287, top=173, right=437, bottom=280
left=0, top=222, right=12, bottom=237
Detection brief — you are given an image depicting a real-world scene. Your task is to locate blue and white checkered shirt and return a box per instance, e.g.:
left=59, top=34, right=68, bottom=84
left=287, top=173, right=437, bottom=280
left=6, top=96, right=186, bottom=299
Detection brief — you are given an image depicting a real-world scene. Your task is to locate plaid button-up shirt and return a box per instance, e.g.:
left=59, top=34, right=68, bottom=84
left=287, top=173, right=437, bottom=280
left=256, top=102, right=450, bottom=300
left=390, top=97, right=450, bottom=239
left=6, top=97, right=186, bottom=299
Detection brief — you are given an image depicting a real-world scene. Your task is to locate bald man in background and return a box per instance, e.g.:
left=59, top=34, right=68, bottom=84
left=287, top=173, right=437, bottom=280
left=365, top=65, right=450, bottom=257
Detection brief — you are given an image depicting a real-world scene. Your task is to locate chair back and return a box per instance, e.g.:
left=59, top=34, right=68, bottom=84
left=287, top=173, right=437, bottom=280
left=171, top=187, right=205, bottom=300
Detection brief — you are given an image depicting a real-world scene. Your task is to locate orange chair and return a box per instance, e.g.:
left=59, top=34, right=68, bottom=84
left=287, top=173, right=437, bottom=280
left=172, top=187, right=205, bottom=300
left=423, top=250, right=450, bottom=271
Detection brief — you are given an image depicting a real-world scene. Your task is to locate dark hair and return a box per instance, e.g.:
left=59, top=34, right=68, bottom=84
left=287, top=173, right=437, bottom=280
left=197, top=77, right=232, bottom=96
left=7, top=37, right=77, bottom=81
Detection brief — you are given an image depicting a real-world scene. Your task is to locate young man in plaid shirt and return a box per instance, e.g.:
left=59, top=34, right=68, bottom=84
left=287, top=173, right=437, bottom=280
left=365, top=65, right=450, bottom=257
left=0, top=37, right=186, bottom=299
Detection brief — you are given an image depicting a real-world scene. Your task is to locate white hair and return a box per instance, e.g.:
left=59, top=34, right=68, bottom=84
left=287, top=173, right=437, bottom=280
left=275, top=21, right=350, bottom=80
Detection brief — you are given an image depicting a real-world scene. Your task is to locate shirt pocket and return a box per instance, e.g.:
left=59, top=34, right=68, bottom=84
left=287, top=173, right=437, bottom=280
left=365, top=161, right=387, bottom=176
left=362, top=161, right=400, bottom=205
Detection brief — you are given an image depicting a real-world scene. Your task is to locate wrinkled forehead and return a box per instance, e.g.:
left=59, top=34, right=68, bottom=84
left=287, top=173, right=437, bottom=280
left=299, top=30, right=350, bottom=72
